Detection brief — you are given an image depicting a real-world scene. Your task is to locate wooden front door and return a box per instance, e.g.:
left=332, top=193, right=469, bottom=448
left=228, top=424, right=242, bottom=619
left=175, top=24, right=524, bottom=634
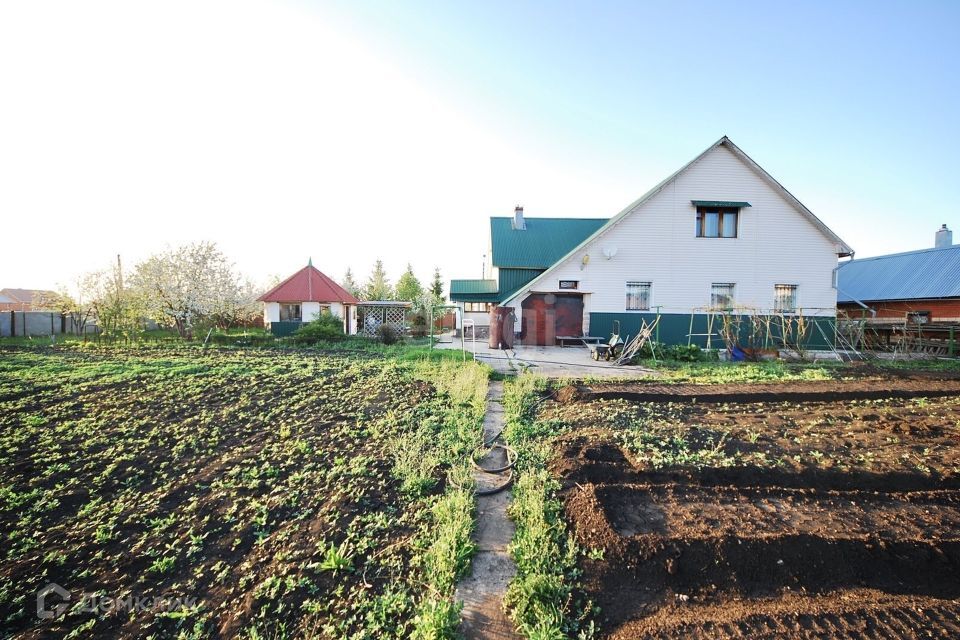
left=521, top=294, right=583, bottom=345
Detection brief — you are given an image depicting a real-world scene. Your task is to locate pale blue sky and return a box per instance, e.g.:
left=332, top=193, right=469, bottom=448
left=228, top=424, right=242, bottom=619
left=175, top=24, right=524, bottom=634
left=1, top=1, right=957, bottom=290
left=319, top=0, right=959, bottom=255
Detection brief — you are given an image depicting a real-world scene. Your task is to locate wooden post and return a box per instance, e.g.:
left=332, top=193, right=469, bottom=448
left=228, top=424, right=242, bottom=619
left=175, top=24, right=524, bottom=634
left=950, top=326, right=956, bottom=358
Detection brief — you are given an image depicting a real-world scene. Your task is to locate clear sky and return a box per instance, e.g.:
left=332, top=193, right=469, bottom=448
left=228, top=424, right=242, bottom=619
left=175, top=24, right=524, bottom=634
left=1, top=0, right=958, bottom=293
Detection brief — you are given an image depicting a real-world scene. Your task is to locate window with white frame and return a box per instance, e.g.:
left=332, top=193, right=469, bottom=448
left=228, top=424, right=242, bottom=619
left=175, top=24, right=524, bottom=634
left=626, top=282, right=651, bottom=311
left=774, top=284, right=798, bottom=312
left=710, top=283, right=735, bottom=309
left=279, top=303, right=302, bottom=322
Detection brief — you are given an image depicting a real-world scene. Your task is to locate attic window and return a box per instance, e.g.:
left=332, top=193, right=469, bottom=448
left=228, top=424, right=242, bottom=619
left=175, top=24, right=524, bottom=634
left=559, top=280, right=579, bottom=290
left=696, top=206, right=739, bottom=238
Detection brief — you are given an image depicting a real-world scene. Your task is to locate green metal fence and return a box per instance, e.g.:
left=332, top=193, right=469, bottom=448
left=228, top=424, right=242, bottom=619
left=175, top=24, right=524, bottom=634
left=589, top=312, right=837, bottom=350
left=269, top=321, right=305, bottom=337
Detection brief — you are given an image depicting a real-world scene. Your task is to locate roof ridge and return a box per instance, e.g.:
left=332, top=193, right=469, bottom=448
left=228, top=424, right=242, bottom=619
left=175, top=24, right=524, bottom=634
left=257, top=267, right=306, bottom=301
left=257, top=264, right=359, bottom=304
left=843, top=244, right=960, bottom=263
left=498, top=137, right=853, bottom=304
left=315, top=269, right=356, bottom=303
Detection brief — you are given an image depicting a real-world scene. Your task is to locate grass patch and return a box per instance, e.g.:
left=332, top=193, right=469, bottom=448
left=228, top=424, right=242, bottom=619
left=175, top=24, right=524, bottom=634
left=393, top=358, right=489, bottom=639
left=645, top=360, right=836, bottom=384
left=502, top=374, right=594, bottom=639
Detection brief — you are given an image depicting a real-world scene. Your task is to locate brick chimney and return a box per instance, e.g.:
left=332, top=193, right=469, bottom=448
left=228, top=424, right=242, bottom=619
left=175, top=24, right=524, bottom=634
left=935, top=224, right=953, bottom=249
left=512, top=205, right=526, bottom=230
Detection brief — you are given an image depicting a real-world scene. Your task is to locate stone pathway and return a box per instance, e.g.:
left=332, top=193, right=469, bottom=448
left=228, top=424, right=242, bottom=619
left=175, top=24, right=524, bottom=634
left=454, top=381, right=520, bottom=639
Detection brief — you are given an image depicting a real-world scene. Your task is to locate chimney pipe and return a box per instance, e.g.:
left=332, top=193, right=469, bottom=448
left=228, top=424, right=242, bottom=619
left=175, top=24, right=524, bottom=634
left=935, top=224, right=953, bottom=249
left=512, top=205, right=526, bottom=230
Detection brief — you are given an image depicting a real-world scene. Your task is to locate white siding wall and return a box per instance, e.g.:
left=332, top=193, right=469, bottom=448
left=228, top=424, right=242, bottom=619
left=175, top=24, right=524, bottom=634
left=263, top=302, right=280, bottom=324
left=504, top=145, right=840, bottom=329
left=302, top=302, right=322, bottom=321
left=302, top=302, right=344, bottom=321
left=265, top=301, right=351, bottom=330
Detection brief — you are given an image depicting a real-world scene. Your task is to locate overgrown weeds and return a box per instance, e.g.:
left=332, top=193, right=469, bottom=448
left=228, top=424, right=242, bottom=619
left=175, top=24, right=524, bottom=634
left=502, top=374, right=593, bottom=639
left=392, top=359, right=489, bottom=639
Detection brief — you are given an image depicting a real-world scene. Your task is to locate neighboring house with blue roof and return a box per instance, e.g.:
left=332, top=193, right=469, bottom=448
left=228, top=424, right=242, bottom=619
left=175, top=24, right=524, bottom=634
left=837, top=225, right=960, bottom=325
left=452, top=137, right=853, bottom=346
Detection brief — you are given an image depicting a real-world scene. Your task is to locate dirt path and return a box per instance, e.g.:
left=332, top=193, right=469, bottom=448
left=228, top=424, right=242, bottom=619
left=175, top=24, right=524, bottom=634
left=454, top=381, right=520, bottom=639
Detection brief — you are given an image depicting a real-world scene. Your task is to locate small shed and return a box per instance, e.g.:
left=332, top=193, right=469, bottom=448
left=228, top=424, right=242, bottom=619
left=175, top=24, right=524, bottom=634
left=258, top=261, right=359, bottom=336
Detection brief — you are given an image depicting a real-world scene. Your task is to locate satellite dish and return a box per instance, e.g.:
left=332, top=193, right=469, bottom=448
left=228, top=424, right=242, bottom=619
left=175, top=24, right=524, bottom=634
left=602, top=246, right=619, bottom=260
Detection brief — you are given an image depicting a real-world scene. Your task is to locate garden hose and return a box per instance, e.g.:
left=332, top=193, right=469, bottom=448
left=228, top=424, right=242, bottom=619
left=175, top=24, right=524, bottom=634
left=471, top=443, right=518, bottom=474
left=482, top=427, right=506, bottom=447
left=449, top=439, right=518, bottom=496
left=448, top=467, right=513, bottom=496
left=474, top=470, right=513, bottom=496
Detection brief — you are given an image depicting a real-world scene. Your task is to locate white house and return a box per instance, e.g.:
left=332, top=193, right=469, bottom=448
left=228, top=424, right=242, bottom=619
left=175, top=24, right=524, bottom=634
left=453, top=137, right=853, bottom=347
left=258, top=261, right=359, bottom=336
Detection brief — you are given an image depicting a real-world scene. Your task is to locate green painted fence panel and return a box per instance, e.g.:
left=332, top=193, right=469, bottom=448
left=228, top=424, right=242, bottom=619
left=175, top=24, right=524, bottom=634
left=269, top=321, right=305, bottom=337
left=588, top=313, right=836, bottom=350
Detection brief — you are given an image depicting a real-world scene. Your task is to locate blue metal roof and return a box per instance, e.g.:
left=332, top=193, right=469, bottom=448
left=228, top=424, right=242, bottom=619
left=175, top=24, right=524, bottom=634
left=837, top=245, right=960, bottom=303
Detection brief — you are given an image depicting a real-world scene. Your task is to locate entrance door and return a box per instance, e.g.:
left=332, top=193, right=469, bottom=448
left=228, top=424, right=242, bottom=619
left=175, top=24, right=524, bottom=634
left=521, top=294, right=583, bottom=345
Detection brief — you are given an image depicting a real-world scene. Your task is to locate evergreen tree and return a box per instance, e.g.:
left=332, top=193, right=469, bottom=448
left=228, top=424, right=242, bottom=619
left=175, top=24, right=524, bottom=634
left=395, top=263, right=424, bottom=301
left=429, top=267, right=444, bottom=303
left=341, top=268, right=361, bottom=298
left=364, top=260, right=393, bottom=301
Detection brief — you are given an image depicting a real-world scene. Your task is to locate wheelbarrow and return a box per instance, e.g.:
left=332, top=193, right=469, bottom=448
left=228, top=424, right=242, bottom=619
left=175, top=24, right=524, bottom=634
left=585, top=323, right=625, bottom=361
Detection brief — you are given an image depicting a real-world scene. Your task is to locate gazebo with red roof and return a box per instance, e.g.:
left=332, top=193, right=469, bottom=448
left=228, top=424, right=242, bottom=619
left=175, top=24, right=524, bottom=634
left=258, top=260, right=360, bottom=335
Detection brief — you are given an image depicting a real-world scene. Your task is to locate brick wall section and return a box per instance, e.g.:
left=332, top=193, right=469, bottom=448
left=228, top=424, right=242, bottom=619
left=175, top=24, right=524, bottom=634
left=839, top=299, right=960, bottom=322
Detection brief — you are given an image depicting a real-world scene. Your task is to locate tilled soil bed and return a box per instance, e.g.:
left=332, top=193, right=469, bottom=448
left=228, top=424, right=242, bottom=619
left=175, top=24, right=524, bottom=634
left=548, top=378, right=960, bottom=639
left=568, top=377, right=960, bottom=405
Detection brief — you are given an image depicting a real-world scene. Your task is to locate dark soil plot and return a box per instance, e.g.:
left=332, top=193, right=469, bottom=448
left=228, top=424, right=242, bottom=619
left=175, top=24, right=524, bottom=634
left=0, top=348, right=441, bottom=639
left=571, top=377, right=960, bottom=405
left=545, top=379, right=960, bottom=639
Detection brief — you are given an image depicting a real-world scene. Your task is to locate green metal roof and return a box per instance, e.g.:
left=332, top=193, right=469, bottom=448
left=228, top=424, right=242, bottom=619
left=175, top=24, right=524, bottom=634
left=491, top=217, right=608, bottom=269
left=691, top=200, right=752, bottom=208
left=450, top=279, right=498, bottom=295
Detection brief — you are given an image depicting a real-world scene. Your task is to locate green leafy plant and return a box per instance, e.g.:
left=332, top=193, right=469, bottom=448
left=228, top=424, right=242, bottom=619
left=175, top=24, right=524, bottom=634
left=376, top=324, right=400, bottom=345
left=293, top=311, right=345, bottom=344
left=318, top=540, right=353, bottom=573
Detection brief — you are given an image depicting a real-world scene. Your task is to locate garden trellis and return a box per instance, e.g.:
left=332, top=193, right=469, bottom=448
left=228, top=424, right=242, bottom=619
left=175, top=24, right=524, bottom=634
left=356, top=301, right=410, bottom=338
